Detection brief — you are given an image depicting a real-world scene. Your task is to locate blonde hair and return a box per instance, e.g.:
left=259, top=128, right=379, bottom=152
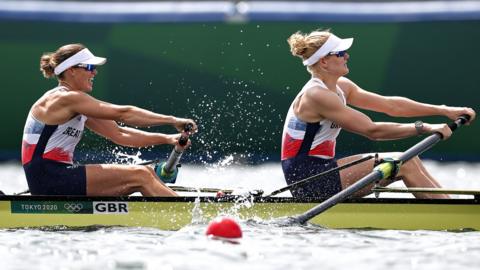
left=39, top=43, right=85, bottom=79
left=287, top=29, right=332, bottom=61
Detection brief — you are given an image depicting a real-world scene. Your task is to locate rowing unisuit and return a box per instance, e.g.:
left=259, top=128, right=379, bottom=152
left=281, top=77, right=345, bottom=160
left=281, top=77, right=346, bottom=199
left=21, top=86, right=88, bottom=195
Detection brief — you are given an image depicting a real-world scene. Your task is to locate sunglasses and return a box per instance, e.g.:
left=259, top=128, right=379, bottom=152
left=327, top=51, right=347, bottom=57
left=75, top=64, right=97, bottom=72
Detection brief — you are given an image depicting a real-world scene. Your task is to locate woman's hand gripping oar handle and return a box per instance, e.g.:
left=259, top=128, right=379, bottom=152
left=447, top=114, right=470, bottom=132
left=177, top=123, right=194, bottom=147
left=155, top=123, right=194, bottom=183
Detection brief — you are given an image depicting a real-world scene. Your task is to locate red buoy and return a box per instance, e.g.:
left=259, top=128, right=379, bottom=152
left=206, top=217, right=242, bottom=239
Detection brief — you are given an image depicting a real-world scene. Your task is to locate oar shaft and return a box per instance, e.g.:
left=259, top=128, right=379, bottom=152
left=162, top=148, right=184, bottom=173
left=162, top=123, right=193, bottom=173
left=295, top=171, right=382, bottom=224
left=398, top=134, right=441, bottom=162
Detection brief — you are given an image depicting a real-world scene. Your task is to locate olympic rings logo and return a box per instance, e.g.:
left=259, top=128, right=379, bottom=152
left=64, top=203, right=84, bottom=213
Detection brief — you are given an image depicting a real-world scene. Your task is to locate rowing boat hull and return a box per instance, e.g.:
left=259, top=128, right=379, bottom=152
left=1, top=195, right=479, bottom=231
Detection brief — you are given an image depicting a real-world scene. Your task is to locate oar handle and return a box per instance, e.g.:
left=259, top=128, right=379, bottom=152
left=136, top=123, right=194, bottom=166
left=160, top=122, right=195, bottom=178
left=447, top=114, right=470, bottom=132
left=178, top=123, right=194, bottom=146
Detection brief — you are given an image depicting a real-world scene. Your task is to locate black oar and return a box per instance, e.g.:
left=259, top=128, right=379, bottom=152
left=264, top=155, right=374, bottom=198
left=293, top=115, right=470, bottom=224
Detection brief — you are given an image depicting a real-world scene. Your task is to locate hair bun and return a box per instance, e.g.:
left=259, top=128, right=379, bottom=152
left=39, top=53, right=56, bottom=79
left=287, top=32, right=308, bottom=57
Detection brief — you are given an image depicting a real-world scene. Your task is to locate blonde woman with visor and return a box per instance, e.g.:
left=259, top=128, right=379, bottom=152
left=281, top=29, right=475, bottom=199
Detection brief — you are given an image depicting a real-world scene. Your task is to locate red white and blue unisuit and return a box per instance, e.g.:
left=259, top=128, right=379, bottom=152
left=281, top=78, right=345, bottom=199
left=22, top=86, right=88, bottom=195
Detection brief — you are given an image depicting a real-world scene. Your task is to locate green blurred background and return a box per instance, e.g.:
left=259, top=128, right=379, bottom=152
left=1, top=20, right=479, bottom=162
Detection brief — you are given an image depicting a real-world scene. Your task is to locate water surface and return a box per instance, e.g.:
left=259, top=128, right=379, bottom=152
left=1, top=161, right=479, bottom=270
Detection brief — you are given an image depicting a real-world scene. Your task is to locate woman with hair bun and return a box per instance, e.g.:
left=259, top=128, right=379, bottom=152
left=22, top=43, right=197, bottom=196
left=282, top=29, right=475, bottom=199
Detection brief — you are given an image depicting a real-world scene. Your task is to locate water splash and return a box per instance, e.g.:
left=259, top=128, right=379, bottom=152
left=186, top=87, right=282, bottom=165
left=191, top=197, right=207, bottom=224
left=113, top=149, right=145, bottom=164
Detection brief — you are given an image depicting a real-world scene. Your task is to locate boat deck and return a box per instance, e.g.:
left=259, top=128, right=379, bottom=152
left=1, top=195, right=479, bottom=231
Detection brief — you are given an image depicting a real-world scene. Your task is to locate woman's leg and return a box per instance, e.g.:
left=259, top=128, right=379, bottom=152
left=396, top=156, right=448, bottom=198
left=337, top=153, right=448, bottom=199
left=85, top=164, right=177, bottom=196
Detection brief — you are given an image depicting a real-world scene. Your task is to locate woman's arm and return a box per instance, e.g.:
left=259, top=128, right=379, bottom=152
left=85, top=118, right=181, bottom=147
left=61, top=91, right=197, bottom=130
left=305, top=86, right=452, bottom=141
left=338, top=77, right=476, bottom=122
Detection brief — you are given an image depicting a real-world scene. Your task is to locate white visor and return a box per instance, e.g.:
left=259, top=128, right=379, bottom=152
left=54, top=48, right=107, bottom=75
left=302, top=34, right=353, bottom=66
